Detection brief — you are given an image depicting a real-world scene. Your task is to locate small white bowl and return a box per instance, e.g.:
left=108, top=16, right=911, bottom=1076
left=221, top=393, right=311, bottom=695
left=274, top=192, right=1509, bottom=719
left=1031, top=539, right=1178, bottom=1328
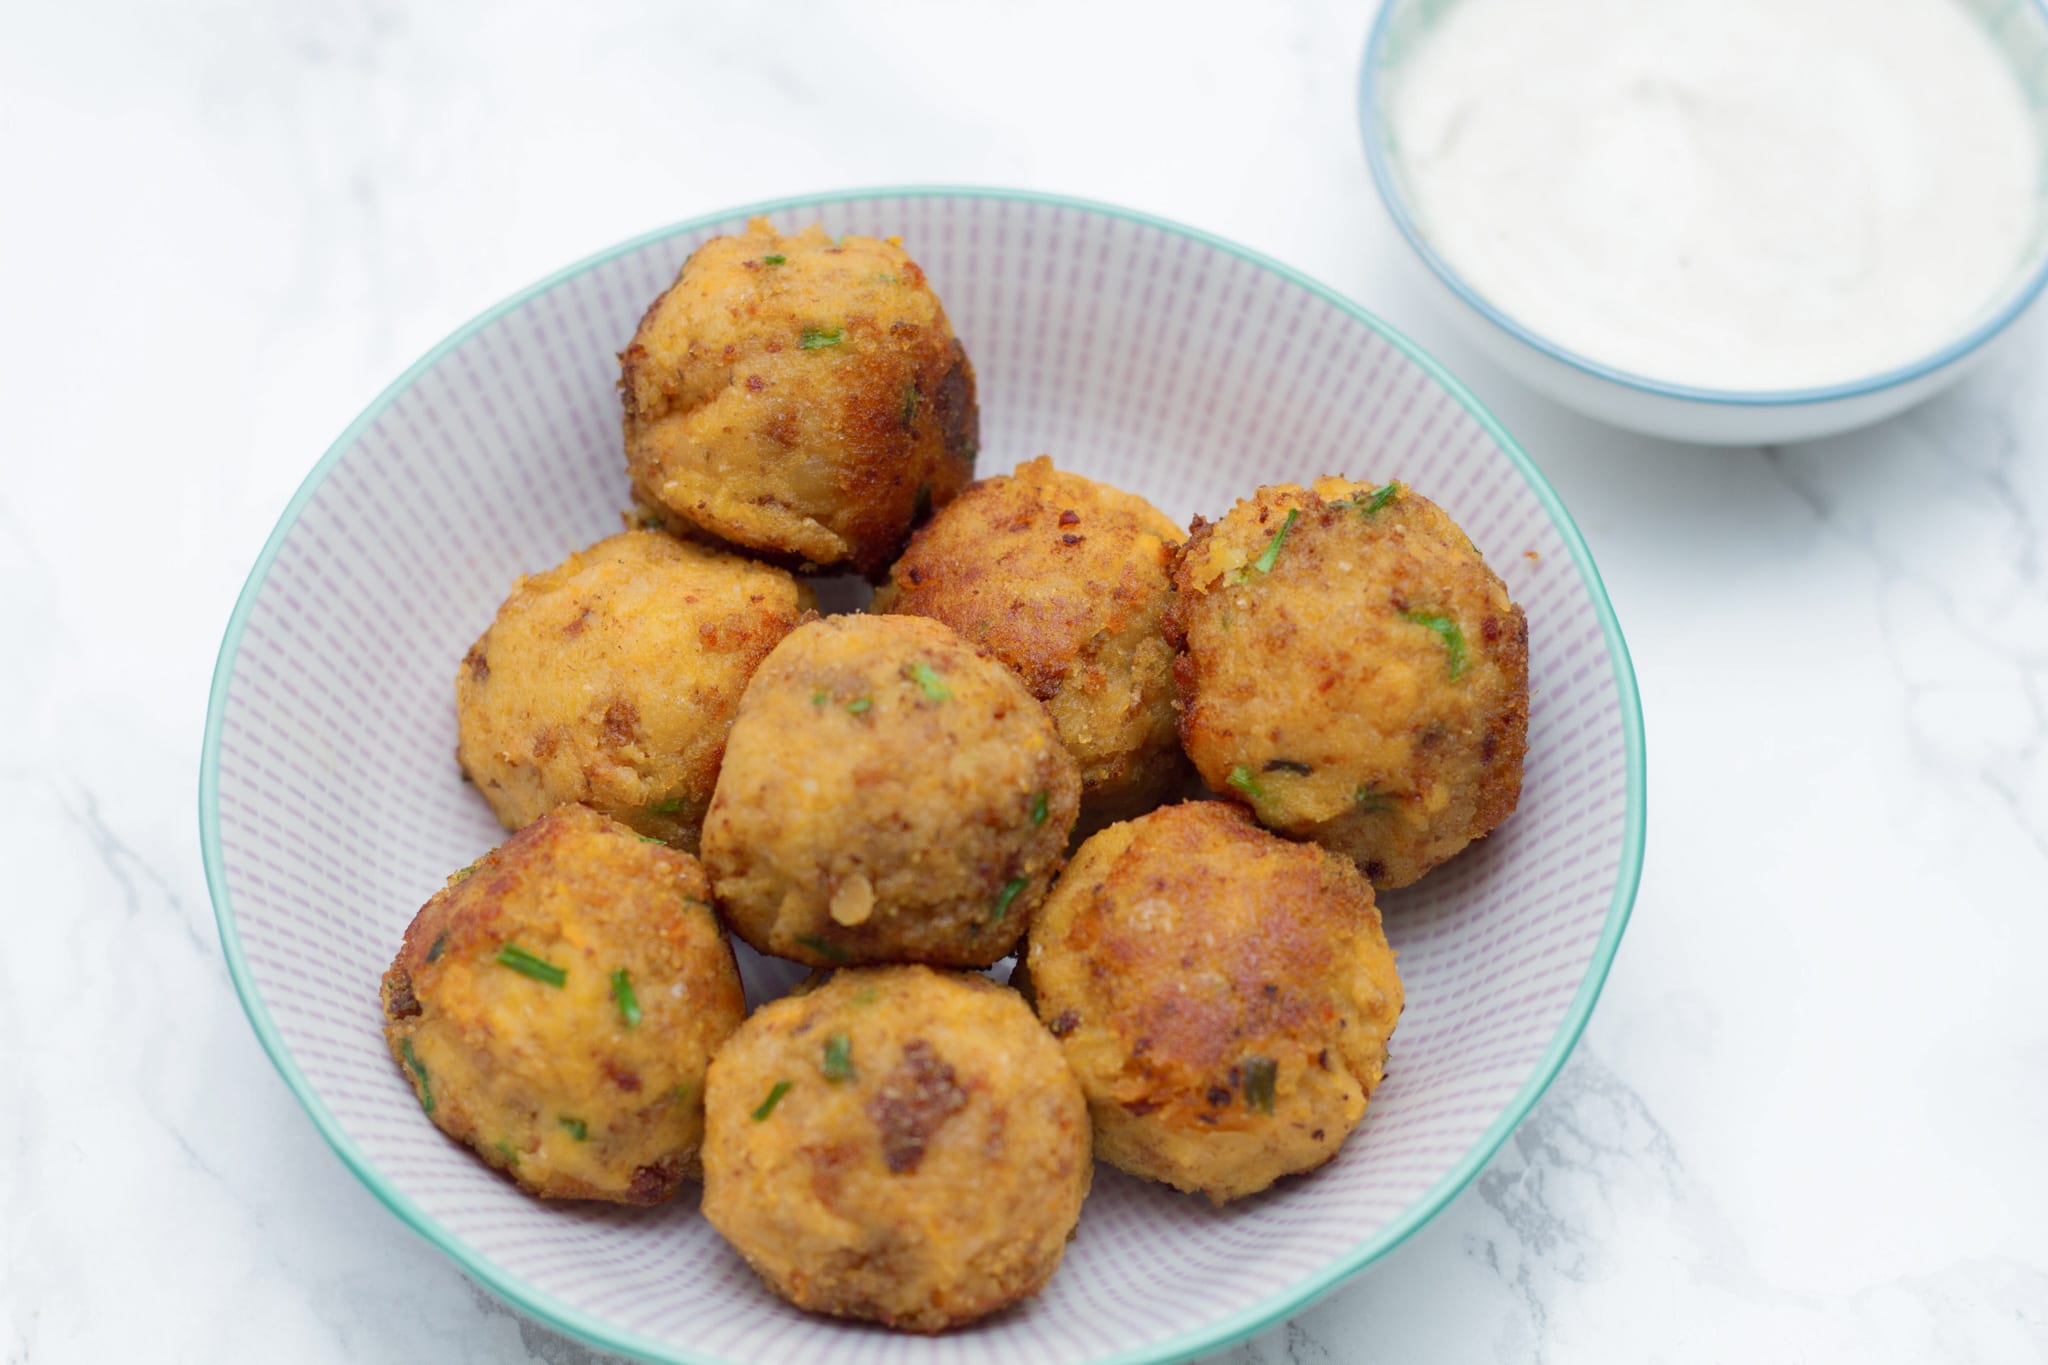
left=1359, top=0, right=2048, bottom=446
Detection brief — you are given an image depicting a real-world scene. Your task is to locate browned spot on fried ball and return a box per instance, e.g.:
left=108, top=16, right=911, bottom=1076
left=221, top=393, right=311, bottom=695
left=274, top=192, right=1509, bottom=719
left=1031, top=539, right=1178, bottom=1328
left=603, top=699, right=638, bottom=748
left=631, top=1159, right=681, bottom=1203
left=384, top=968, right=421, bottom=1019
left=868, top=1039, right=968, bottom=1174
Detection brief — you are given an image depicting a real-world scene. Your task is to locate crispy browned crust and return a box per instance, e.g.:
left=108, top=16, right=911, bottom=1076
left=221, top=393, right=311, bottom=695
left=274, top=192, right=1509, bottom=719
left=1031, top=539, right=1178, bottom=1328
left=1037, top=802, right=1388, bottom=1123
left=454, top=530, right=813, bottom=851
left=701, top=966, right=1091, bottom=1332
left=382, top=805, right=746, bottom=1204
left=1165, top=480, right=1529, bottom=888
left=701, top=614, right=1081, bottom=969
left=876, top=456, right=1189, bottom=826
left=621, top=220, right=976, bottom=578
left=1026, top=801, right=1402, bottom=1202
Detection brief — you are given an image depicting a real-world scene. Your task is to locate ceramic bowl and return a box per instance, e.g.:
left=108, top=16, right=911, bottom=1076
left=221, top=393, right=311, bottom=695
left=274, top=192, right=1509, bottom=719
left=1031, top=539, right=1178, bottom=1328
left=1359, top=0, right=2048, bottom=445
left=200, top=187, right=1645, bottom=1365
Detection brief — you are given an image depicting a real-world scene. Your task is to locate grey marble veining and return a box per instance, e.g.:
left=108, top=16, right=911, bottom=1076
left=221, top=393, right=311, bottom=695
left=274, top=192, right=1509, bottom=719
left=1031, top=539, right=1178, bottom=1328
left=4, top=0, right=2045, bottom=1361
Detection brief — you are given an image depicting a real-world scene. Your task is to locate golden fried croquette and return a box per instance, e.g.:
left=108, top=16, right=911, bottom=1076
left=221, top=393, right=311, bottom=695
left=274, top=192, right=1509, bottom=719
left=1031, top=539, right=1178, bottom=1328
left=1164, top=479, right=1528, bottom=887
left=1021, top=801, right=1402, bottom=1203
left=701, top=966, right=1091, bottom=1332
left=622, top=218, right=978, bottom=577
left=455, top=530, right=814, bottom=853
left=701, top=614, right=1080, bottom=969
left=380, top=805, right=746, bottom=1204
left=872, top=456, right=1190, bottom=832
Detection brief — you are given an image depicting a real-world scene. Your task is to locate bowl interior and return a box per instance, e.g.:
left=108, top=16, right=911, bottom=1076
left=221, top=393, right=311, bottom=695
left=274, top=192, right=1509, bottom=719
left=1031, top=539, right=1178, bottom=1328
left=1363, top=0, right=2048, bottom=407
left=202, top=190, right=1642, bottom=1365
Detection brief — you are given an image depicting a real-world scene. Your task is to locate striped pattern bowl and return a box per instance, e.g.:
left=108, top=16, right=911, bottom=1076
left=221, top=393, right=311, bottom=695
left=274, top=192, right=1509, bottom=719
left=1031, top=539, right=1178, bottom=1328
left=200, top=188, right=1645, bottom=1365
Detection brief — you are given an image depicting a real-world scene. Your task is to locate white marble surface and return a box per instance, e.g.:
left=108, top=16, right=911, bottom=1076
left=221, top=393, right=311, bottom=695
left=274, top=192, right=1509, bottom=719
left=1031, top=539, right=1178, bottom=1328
left=5, top=1, right=2046, bottom=1361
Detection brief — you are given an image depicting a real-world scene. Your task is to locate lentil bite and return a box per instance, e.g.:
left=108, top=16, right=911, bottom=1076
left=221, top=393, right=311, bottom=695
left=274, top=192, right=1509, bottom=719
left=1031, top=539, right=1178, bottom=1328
left=455, top=529, right=813, bottom=853
left=700, top=613, right=1080, bottom=969
left=701, top=966, right=1091, bottom=1332
left=873, top=456, right=1190, bottom=832
left=380, top=805, right=746, bottom=1204
left=622, top=217, right=978, bottom=577
left=1165, top=478, right=1528, bottom=888
left=1021, top=801, right=1403, bottom=1203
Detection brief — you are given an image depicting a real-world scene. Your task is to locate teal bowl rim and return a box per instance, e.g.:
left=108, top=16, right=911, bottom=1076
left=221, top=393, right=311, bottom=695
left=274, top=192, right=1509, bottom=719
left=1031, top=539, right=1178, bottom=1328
left=198, top=184, right=1647, bottom=1365
left=1358, top=0, right=2048, bottom=408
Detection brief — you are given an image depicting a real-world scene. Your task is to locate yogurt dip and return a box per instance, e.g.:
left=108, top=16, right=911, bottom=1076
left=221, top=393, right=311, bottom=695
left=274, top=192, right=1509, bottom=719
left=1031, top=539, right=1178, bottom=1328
left=1386, top=0, right=2041, bottom=392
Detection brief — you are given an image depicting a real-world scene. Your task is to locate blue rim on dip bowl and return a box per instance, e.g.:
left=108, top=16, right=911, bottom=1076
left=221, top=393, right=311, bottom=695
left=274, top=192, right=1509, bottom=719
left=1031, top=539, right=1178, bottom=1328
left=1359, top=0, right=2048, bottom=446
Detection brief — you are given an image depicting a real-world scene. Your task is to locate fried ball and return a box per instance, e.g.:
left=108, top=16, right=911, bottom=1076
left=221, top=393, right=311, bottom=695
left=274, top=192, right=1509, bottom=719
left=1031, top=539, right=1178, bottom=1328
left=380, top=804, right=746, bottom=1204
left=701, top=614, right=1080, bottom=968
left=622, top=217, right=978, bottom=577
left=1021, top=801, right=1402, bottom=1203
left=702, top=966, right=1091, bottom=1332
left=1165, top=479, right=1528, bottom=887
left=872, top=455, right=1189, bottom=833
left=455, top=529, right=814, bottom=853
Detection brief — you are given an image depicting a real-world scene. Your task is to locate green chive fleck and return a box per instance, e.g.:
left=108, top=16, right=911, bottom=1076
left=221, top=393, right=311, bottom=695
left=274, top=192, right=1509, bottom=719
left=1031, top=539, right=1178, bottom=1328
left=611, top=968, right=641, bottom=1028
left=425, top=934, right=448, bottom=964
left=1030, top=791, right=1049, bottom=826
left=800, top=326, right=844, bottom=350
left=1336, top=481, right=1401, bottom=516
left=1242, top=1055, right=1278, bottom=1114
left=845, top=697, right=872, bottom=715
left=637, top=834, right=667, bottom=845
left=796, top=933, right=850, bottom=963
left=1355, top=787, right=1393, bottom=813
left=822, top=1032, right=855, bottom=1083
left=906, top=661, right=951, bottom=701
left=812, top=687, right=830, bottom=705
left=992, top=877, right=1028, bottom=921
left=647, top=797, right=683, bottom=815
left=763, top=254, right=786, bottom=265
left=671, top=1082, right=692, bottom=1103
left=752, top=1080, right=793, bottom=1121
left=1401, top=609, right=1468, bottom=678
left=874, top=272, right=899, bottom=285
left=450, top=861, right=481, bottom=884
left=1227, top=765, right=1267, bottom=802
left=852, top=987, right=879, bottom=1005
left=559, top=1116, right=588, bottom=1141
left=1252, top=508, right=1300, bottom=574
left=494, top=1138, right=520, bottom=1166
left=901, top=386, right=921, bottom=425
left=400, top=1038, right=434, bottom=1113
left=496, top=943, right=567, bottom=987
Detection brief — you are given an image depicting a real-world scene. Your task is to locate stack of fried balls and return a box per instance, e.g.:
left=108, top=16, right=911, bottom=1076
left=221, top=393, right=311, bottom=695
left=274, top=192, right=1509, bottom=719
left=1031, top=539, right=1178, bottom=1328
left=380, top=218, right=1529, bottom=1333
